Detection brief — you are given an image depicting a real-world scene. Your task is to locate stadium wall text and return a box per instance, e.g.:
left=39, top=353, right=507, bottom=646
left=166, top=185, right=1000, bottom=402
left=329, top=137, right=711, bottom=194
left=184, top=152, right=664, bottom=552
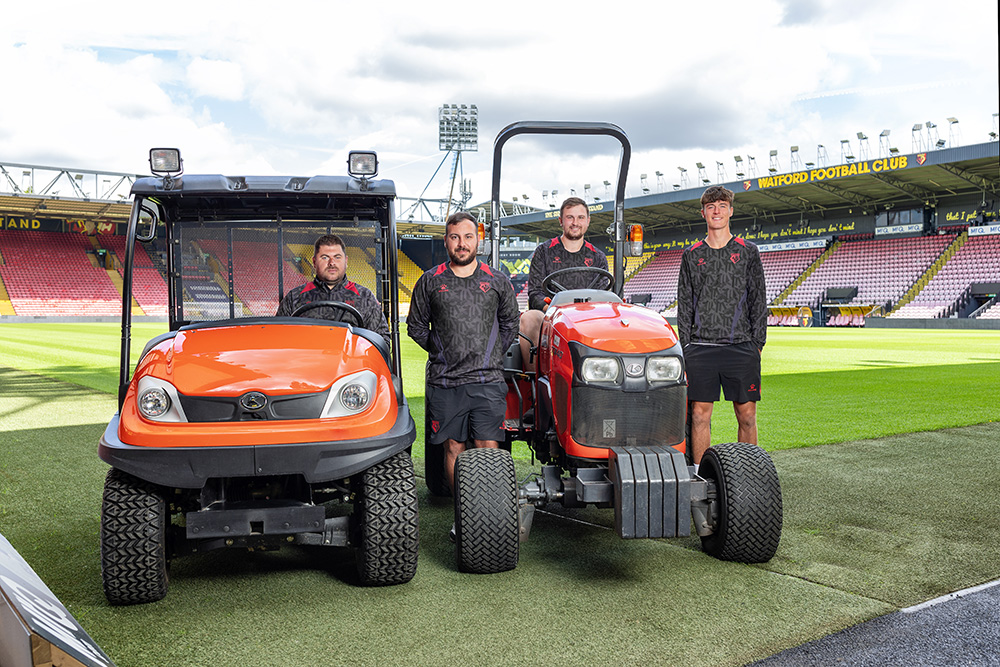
left=751, top=156, right=909, bottom=190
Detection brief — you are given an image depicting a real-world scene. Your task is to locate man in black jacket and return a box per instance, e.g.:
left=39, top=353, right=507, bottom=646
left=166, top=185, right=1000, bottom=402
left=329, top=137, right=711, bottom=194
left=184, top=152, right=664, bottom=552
left=276, top=234, right=390, bottom=347
left=677, top=186, right=767, bottom=465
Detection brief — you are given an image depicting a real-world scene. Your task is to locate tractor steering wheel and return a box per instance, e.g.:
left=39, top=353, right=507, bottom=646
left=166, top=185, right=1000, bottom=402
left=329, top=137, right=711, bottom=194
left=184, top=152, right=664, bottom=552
left=290, top=300, right=365, bottom=328
left=542, top=266, right=614, bottom=296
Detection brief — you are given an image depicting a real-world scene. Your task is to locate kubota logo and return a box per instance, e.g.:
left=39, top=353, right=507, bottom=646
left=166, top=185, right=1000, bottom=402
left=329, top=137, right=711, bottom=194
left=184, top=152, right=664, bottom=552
left=240, top=392, right=267, bottom=411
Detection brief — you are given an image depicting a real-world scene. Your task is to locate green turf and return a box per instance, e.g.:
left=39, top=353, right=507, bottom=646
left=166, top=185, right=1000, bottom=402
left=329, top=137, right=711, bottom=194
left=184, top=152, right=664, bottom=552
left=2, top=324, right=999, bottom=666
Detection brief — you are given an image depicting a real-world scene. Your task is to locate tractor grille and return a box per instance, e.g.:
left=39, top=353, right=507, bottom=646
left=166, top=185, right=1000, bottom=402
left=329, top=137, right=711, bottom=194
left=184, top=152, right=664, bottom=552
left=571, top=384, right=686, bottom=448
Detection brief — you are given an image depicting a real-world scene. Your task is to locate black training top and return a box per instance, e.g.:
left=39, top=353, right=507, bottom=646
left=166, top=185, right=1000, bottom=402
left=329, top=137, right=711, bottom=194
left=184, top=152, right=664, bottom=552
left=276, top=277, right=391, bottom=347
left=407, top=261, right=520, bottom=388
left=526, top=236, right=609, bottom=311
left=676, top=236, right=767, bottom=350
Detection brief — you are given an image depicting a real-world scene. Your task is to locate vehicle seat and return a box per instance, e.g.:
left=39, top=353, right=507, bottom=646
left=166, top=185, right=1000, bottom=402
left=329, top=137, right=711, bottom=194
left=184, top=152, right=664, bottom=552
left=503, top=340, right=522, bottom=377
left=547, top=289, right=623, bottom=309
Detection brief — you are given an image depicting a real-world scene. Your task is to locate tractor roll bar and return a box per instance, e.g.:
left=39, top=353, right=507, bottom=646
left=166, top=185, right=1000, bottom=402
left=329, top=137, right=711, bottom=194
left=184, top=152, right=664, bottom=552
left=489, top=121, right=632, bottom=294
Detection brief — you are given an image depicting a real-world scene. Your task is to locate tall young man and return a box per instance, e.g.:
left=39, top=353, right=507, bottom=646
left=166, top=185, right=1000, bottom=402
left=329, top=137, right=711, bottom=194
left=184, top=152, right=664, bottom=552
left=518, top=196, right=609, bottom=371
left=677, top=186, right=767, bottom=465
left=406, top=212, right=520, bottom=498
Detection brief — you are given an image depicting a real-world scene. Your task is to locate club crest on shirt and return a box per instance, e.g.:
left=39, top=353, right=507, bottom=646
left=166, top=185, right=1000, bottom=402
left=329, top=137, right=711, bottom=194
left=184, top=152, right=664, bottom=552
left=479, top=281, right=490, bottom=293
left=730, top=252, right=741, bottom=264
left=584, top=258, right=593, bottom=267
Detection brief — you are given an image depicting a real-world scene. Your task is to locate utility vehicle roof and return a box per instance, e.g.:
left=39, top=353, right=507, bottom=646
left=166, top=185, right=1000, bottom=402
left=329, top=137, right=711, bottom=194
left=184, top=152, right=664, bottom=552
left=130, top=174, right=396, bottom=197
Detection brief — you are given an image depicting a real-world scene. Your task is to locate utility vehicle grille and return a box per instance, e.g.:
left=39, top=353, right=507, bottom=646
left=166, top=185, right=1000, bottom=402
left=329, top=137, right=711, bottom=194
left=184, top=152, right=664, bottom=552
left=179, top=391, right=328, bottom=422
left=571, top=384, right=686, bottom=448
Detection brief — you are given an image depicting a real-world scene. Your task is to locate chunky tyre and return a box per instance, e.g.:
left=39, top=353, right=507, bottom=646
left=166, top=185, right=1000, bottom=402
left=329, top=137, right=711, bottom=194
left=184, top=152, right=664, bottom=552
left=454, top=448, right=519, bottom=574
left=100, top=468, right=169, bottom=605
left=355, top=452, right=419, bottom=585
left=699, top=442, right=782, bottom=563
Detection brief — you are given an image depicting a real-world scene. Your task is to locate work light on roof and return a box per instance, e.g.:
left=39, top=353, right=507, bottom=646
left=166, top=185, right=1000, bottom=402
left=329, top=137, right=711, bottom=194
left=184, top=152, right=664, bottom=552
left=348, top=151, right=378, bottom=178
left=149, top=148, right=183, bottom=176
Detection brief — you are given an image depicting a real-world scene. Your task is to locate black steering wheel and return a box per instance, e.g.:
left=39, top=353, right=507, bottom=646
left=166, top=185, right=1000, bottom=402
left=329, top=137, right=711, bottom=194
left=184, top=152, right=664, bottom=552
left=542, top=266, right=614, bottom=296
left=290, top=300, right=365, bottom=328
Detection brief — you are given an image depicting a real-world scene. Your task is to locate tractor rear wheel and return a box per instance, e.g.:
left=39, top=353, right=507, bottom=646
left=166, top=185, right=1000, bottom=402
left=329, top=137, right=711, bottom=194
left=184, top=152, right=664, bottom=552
left=454, top=448, right=519, bottom=574
left=355, top=452, right=419, bottom=585
left=100, top=468, right=169, bottom=605
left=699, top=442, right=782, bottom=563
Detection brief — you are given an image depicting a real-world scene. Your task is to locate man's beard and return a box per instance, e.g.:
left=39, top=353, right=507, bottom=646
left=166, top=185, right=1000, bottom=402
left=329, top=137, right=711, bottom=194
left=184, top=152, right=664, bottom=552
left=448, top=249, right=475, bottom=266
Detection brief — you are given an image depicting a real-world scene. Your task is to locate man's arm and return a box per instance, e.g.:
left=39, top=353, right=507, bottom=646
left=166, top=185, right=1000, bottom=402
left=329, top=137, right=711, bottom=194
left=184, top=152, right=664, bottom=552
left=676, top=252, right=692, bottom=348
left=357, top=288, right=391, bottom=347
left=526, top=245, right=549, bottom=312
left=747, top=246, right=767, bottom=351
left=405, top=274, right=432, bottom=351
left=497, top=276, right=520, bottom=352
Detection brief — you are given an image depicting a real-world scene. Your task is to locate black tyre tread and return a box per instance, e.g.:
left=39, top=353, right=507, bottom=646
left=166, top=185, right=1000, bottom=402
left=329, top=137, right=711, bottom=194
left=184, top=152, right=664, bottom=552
left=356, top=452, right=419, bottom=586
left=100, top=468, right=169, bottom=605
left=700, top=442, right=783, bottom=563
left=454, top=448, right=519, bottom=574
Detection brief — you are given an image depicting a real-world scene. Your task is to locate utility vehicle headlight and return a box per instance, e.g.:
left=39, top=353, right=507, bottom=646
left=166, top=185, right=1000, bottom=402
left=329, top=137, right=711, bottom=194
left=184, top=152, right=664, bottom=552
left=138, top=387, right=171, bottom=418
left=321, top=371, right=378, bottom=418
left=348, top=151, right=378, bottom=177
left=134, top=376, right=188, bottom=422
left=646, top=356, right=683, bottom=382
left=149, top=148, right=183, bottom=176
left=581, top=357, right=622, bottom=384
left=340, top=383, right=370, bottom=412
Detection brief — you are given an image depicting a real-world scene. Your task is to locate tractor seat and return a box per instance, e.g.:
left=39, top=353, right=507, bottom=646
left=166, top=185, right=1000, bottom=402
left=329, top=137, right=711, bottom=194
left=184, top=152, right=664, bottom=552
left=547, top=289, right=623, bottom=309
left=503, top=340, right=523, bottom=377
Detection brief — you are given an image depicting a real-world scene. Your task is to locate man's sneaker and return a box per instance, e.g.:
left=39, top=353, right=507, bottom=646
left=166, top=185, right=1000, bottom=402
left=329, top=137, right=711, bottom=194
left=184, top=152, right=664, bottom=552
left=449, top=523, right=456, bottom=543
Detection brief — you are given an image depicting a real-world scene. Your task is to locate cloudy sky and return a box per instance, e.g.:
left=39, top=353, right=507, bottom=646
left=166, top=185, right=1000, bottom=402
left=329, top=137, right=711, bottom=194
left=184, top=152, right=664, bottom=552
left=1, top=0, right=996, bottom=216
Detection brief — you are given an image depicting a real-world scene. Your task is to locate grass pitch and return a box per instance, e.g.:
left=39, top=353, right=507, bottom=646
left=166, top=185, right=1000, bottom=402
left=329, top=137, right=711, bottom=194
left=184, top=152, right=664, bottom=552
left=1, top=323, right=999, bottom=666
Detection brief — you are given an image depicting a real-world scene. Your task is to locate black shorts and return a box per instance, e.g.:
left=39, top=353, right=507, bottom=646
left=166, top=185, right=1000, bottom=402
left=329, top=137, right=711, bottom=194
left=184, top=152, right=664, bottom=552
left=684, top=342, right=761, bottom=403
left=425, top=383, right=507, bottom=444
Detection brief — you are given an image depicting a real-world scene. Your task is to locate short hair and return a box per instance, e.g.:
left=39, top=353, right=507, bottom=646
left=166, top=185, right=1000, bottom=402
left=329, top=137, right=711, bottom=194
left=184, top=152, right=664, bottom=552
left=560, top=196, right=590, bottom=217
left=314, top=234, right=346, bottom=254
left=700, top=186, right=734, bottom=207
left=445, top=211, right=476, bottom=229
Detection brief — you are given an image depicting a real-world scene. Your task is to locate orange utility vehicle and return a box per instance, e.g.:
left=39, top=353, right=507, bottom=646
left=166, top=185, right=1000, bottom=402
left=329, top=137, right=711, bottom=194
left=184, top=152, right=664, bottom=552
left=438, top=122, right=783, bottom=574
left=99, top=149, right=418, bottom=604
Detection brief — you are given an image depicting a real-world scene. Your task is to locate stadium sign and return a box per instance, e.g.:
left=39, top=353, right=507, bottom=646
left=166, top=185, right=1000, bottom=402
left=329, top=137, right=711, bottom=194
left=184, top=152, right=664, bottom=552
left=875, top=223, right=924, bottom=237
left=969, top=224, right=1000, bottom=237
left=543, top=202, right=608, bottom=220
left=0, top=534, right=114, bottom=666
left=751, top=156, right=909, bottom=191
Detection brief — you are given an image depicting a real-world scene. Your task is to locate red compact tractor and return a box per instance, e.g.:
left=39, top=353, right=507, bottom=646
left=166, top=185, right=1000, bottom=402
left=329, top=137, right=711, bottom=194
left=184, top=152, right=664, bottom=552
left=99, top=149, right=418, bottom=604
left=426, top=122, right=783, bottom=574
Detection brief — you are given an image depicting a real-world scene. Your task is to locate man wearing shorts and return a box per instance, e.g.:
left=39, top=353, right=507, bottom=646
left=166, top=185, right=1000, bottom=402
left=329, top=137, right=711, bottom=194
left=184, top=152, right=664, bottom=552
left=407, top=211, right=520, bottom=499
left=677, top=185, right=767, bottom=465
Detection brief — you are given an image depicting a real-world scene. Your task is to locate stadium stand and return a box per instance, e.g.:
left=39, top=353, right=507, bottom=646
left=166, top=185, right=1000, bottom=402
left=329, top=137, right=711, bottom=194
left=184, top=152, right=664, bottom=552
left=98, top=234, right=168, bottom=316
left=890, top=232, right=1000, bottom=319
left=0, top=230, right=122, bottom=316
left=778, top=234, right=957, bottom=316
left=760, top=246, right=826, bottom=304
left=622, top=248, right=684, bottom=312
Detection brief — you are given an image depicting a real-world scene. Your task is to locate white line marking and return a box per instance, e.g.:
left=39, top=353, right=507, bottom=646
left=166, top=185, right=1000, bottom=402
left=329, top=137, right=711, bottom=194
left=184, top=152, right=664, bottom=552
left=901, top=578, right=1000, bottom=613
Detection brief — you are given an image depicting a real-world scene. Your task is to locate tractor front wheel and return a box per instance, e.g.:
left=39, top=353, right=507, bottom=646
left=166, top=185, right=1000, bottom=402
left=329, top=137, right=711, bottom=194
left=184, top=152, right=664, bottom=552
left=454, top=447, right=519, bottom=574
left=354, top=452, right=419, bottom=585
left=699, top=442, right=782, bottom=563
left=100, top=468, right=169, bottom=605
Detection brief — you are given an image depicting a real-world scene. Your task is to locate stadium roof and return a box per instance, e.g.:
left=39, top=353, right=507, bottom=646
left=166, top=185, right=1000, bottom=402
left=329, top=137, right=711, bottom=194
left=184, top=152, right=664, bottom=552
left=3, top=142, right=997, bottom=236
left=500, top=141, right=1000, bottom=238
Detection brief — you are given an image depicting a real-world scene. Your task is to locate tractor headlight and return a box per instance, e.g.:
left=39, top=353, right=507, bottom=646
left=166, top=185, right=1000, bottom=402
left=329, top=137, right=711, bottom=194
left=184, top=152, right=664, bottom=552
left=340, top=383, right=370, bottom=412
left=138, top=387, right=171, bottom=418
left=321, top=371, right=378, bottom=417
left=646, top=356, right=683, bottom=383
left=581, top=357, right=622, bottom=384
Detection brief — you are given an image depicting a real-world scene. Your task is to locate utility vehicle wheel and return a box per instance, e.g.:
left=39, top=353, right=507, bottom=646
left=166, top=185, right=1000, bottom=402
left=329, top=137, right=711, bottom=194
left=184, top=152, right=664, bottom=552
left=100, top=468, right=169, bottom=605
left=699, top=442, right=782, bottom=563
left=454, top=448, right=519, bottom=574
left=355, top=452, right=419, bottom=585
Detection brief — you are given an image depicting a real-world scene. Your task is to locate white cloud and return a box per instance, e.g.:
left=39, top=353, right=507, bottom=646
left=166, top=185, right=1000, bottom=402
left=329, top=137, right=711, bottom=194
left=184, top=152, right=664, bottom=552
left=186, top=58, right=245, bottom=101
